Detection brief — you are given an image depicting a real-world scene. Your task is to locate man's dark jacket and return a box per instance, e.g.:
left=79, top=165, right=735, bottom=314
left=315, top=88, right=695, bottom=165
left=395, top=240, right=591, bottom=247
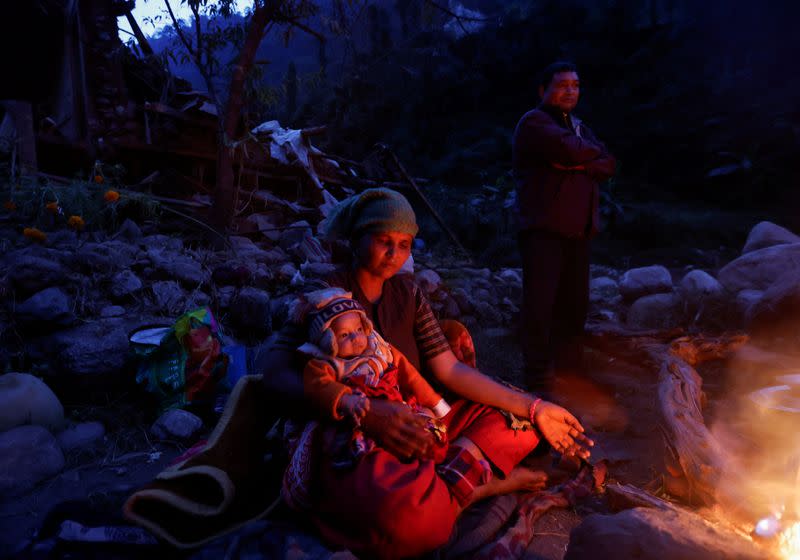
left=512, top=104, right=616, bottom=238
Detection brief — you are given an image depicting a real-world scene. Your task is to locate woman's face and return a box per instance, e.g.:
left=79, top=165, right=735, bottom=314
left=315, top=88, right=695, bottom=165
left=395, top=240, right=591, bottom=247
left=354, top=231, right=413, bottom=280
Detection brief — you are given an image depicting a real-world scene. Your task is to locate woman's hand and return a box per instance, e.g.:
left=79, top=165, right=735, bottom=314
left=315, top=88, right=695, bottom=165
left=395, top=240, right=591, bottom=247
left=361, top=399, right=435, bottom=460
left=534, top=401, right=594, bottom=459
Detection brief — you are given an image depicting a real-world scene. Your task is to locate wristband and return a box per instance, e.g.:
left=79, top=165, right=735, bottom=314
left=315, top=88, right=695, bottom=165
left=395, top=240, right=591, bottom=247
left=528, top=398, right=543, bottom=425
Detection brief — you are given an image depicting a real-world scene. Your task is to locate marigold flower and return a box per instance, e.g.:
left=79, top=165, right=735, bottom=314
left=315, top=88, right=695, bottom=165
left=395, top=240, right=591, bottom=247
left=94, top=174, right=104, bottom=184
left=23, top=228, right=47, bottom=242
left=3, top=200, right=16, bottom=211
left=67, top=215, right=85, bottom=230
left=46, top=201, right=60, bottom=214
left=104, top=190, right=120, bottom=203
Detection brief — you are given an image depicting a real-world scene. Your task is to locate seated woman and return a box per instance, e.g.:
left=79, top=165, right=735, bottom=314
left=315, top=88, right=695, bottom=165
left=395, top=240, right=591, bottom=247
left=262, top=188, right=593, bottom=558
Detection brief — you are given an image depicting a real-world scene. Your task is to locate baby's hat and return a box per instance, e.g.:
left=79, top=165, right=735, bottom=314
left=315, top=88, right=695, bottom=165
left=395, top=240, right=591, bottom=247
left=292, top=287, right=372, bottom=356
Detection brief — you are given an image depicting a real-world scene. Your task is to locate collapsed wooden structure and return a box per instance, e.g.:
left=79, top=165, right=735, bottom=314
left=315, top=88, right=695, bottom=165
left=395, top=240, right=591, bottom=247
left=1, top=0, right=464, bottom=243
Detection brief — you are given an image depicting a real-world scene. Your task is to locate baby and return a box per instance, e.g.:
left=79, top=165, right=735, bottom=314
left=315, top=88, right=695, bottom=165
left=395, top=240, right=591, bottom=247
left=293, top=288, right=450, bottom=461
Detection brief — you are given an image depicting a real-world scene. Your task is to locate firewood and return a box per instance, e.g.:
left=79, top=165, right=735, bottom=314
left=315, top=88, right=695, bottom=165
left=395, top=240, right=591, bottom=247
left=606, top=483, right=678, bottom=512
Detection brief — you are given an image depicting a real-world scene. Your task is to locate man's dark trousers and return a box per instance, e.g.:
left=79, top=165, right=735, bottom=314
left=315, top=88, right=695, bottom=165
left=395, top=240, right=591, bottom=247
left=518, top=229, right=590, bottom=393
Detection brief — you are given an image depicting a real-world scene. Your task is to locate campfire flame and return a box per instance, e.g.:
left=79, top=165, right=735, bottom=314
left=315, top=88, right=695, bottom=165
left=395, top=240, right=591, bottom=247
left=780, top=521, right=799, bottom=560
left=712, top=363, right=800, bottom=559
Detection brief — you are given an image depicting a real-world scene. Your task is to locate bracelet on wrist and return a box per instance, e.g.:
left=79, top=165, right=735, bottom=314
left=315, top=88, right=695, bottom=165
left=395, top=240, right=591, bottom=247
left=528, top=397, right=542, bottom=425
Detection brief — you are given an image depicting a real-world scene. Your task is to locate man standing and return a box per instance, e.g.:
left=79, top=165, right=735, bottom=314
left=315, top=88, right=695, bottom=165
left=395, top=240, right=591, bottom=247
left=512, top=61, right=616, bottom=394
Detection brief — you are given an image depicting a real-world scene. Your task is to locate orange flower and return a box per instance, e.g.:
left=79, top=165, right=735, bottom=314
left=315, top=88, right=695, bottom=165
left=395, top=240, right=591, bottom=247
left=94, top=174, right=104, bottom=184
left=104, top=190, right=120, bottom=203
left=23, top=228, right=47, bottom=242
left=46, top=201, right=60, bottom=214
left=3, top=200, right=16, bottom=211
left=67, top=215, right=85, bottom=230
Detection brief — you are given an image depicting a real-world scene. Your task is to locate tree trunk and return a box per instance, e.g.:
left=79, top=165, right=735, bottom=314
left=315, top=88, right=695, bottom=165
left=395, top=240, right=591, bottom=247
left=210, top=4, right=272, bottom=233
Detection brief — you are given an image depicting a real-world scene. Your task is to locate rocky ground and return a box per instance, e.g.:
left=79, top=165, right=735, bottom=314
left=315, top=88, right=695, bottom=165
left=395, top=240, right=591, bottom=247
left=2, top=215, right=800, bottom=558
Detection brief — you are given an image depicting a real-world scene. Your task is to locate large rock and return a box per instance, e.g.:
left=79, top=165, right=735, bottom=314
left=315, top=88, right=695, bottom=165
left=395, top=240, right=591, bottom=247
left=148, top=250, right=207, bottom=287
left=565, top=507, right=765, bottom=560
left=626, top=293, right=681, bottom=330
left=678, top=269, right=725, bottom=309
left=717, top=243, right=800, bottom=292
left=151, top=281, right=186, bottom=315
left=72, top=242, right=135, bottom=272
left=229, top=287, right=271, bottom=335
left=55, top=421, right=105, bottom=452
left=278, top=220, right=312, bottom=250
left=0, top=425, right=65, bottom=497
left=0, top=373, right=64, bottom=432
left=151, top=409, right=203, bottom=440
left=14, top=287, right=74, bottom=328
left=619, top=266, right=673, bottom=301
left=735, top=289, right=763, bottom=319
left=114, top=219, right=143, bottom=243
left=742, top=221, right=800, bottom=254
left=746, top=272, right=800, bottom=338
left=590, top=276, right=619, bottom=303
left=5, top=255, right=70, bottom=296
left=416, top=269, right=442, bottom=295
left=109, top=270, right=143, bottom=300
left=44, top=319, right=130, bottom=377
left=244, top=213, right=282, bottom=242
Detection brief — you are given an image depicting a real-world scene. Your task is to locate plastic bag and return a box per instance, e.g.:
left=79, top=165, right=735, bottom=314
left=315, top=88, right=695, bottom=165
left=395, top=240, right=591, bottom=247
left=132, top=307, right=229, bottom=412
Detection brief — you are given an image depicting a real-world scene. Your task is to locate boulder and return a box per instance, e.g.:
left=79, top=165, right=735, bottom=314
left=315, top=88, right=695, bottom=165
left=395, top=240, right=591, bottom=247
left=55, top=421, right=105, bottom=452
left=229, top=287, right=272, bottom=335
left=451, top=287, right=474, bottom=315
left=278, top=263, right=298, bottom=280
left=497, top=268, right=522, bottom=285
left=735, top=289, right=762, bottom=319
left=742, top=221, right=800, bottom=254
left=746, top=272, right=800, bottom=338
left=100, top=305, right=126, bottom=318
left=678, top=270, right=725, bottom=309
left=149, top=252, right=207, bottom=287
left=0, top=373, right=64, bottom=432
left=474, top=301, right=504, bottom=325
left=5, top=255, right=70, bottom=296
left=73, top=242, right=134, bottom=272
left=300, top=262, right=338, bottom=278
left=142, top=234, right=183, bottom=253
left=590, top=276, right=619, bottom=303
left=278, top=220, right=312, bottom=249
left=109, top=270, right=143, bottom=300
left=626, top=293, right=681, bottom=330
left=228, top=236, right=261, bottom=253
left=245, top=213, right=282, bottom=242
left=416, top=269, right=442, bottom=295
left=45, top=319, right=130, bottom=377
left=151, top=281, right=186, bottom=315
left=151, top=409, right=203, bottom=440
left=564, top=507, right=765, bottom=560
left=114, top=218, right=143, bottom=243
left=717, top=243, right=800, bottom=292
left=0, top=425, right=65, bottom=497
left=619, top=266, right=673, bottom=301
left=14, top=287, right=74, bottom=328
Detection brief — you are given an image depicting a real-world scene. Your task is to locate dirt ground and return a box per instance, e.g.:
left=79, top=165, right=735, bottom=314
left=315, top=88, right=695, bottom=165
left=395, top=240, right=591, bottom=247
left=0, top=325, right=669, bottom=560
left=471, top=326, right=666, bottom=559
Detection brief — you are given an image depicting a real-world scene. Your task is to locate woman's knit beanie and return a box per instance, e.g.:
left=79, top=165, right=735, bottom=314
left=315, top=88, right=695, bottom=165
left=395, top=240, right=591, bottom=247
left=321, top=188, right=418, bottom=242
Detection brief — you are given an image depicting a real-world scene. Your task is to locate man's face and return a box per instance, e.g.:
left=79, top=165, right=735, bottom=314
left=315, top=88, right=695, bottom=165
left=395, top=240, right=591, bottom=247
left=539, top=71, right=580, bottom=113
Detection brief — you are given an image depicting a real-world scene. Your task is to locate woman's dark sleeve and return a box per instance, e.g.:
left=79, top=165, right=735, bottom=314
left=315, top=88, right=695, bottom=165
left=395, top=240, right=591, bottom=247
left=411, top=283, right=451, bottom=362
left=254, top=323, right=306, bottom=414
